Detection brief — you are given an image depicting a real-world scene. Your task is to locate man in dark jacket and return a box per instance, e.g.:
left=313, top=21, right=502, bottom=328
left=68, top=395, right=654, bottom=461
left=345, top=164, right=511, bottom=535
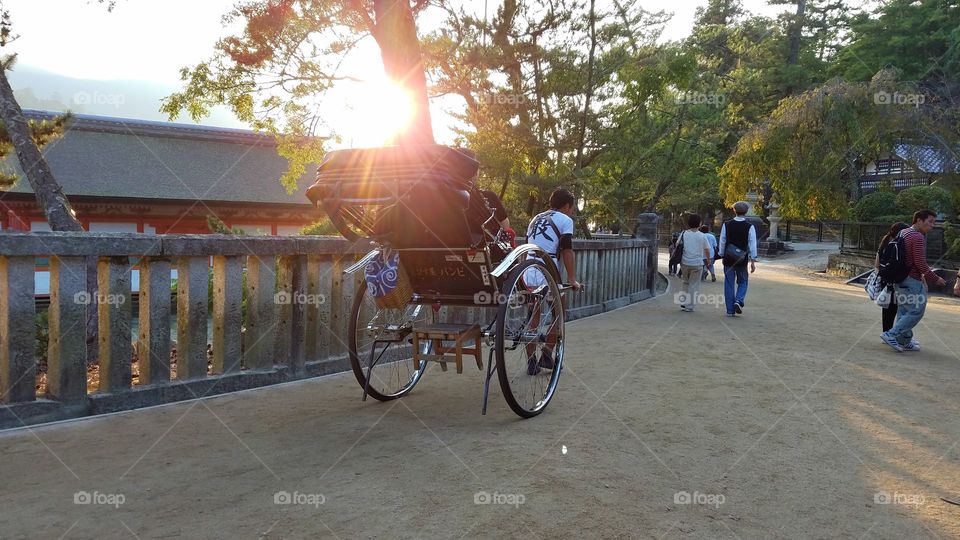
left=718, top=201, right=757, bottom=316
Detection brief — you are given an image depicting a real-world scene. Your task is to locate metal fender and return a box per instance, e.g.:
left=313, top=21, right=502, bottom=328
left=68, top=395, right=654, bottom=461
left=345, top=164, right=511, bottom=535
left=490, top=243, right=563, bottom=283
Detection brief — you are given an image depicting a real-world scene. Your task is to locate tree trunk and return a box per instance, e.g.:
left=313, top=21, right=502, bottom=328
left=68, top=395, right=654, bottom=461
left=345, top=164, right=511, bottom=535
left=573, top=0, right=598, bottom=239
left=0, top=67, right=82, bottom=231
left=372, top=0, right=434, bottom=145
left=787, top=0, right=807, bottom=67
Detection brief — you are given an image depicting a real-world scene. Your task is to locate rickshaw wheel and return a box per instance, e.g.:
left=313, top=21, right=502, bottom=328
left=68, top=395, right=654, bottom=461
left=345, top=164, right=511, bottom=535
left=495, top=259, right=565, bottom=418
left=348, top=280, right=431, bottom=401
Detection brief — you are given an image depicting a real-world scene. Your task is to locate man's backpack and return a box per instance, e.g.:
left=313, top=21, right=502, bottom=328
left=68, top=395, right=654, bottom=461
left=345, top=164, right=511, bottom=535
left=878, top=235, right=910, bottom=284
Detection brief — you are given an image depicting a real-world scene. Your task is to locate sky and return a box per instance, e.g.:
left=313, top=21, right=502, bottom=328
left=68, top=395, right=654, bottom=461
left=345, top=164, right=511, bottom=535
left=2, top=0, right=792, bottom=145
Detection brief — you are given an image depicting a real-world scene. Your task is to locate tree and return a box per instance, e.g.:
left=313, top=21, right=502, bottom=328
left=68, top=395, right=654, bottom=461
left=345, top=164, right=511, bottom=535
left=720, top=69, right=956, bottom=220
left=163, top=0, right=438, bottom=193
left=0, top=4, right=82, bottom=231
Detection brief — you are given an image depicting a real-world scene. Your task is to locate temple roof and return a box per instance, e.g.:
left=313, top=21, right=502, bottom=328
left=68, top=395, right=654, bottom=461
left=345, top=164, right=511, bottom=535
left=3, top=110, right=316, bottom=206
left=893, top=142, right=960, bottom=174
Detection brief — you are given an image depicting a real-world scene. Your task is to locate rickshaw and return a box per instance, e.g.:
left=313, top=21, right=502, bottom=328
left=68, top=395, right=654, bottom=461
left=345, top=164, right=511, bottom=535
left=305, top=145, right=570, bottom=417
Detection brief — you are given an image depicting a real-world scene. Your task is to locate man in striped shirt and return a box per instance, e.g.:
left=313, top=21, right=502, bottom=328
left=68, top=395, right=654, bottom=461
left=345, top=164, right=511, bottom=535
left=881, top=209, right=947, bottom=352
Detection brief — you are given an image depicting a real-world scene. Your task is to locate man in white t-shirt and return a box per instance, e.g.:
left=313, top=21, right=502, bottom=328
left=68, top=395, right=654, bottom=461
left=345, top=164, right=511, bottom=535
left=524, top=188, right=582, bottom=375
left=676, top=214, right=710, bottom=312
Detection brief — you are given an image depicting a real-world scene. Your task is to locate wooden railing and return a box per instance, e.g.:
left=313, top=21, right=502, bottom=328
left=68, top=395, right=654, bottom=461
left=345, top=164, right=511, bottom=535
left=0, top=223, right=658, bottom=429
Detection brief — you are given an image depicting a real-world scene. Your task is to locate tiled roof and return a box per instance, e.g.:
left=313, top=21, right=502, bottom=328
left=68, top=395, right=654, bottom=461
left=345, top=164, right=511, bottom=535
left=893, top=142, right=960, bottom=174
left=3, top=110, right=317, bottom=205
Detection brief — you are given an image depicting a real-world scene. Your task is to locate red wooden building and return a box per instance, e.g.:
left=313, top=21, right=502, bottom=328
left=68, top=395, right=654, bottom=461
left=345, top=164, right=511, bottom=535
left=1, top=110, right=318, bottom=236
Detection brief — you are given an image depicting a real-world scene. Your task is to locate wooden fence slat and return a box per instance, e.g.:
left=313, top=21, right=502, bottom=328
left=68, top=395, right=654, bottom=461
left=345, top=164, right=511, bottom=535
left=98, top=256, right=133, bottom=392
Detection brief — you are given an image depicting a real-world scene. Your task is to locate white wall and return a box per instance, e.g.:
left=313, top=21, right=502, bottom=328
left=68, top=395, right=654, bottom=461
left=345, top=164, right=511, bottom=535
left=88, top=222, right=139, bottom=233
left=232, top=224, right=273, bottom=236
left=277, top=225, right=303, bottom=236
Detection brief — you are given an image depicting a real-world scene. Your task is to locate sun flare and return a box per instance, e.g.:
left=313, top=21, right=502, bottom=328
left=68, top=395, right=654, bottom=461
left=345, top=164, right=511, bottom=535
left=346, top=78, right=416, bottom=147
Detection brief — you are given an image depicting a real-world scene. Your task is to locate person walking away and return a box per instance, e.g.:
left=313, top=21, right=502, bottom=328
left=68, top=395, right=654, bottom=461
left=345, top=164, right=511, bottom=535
left=881, top=209, right=947, bottom=352
left=875, top=222, right=909, bottom=333
left=718, top=201, right=757, bottom=316
left=700, top=224, right=717, bottom=282
left=668, top=231, right=681, bottom=276
left=524, top=188, right=582, bottom=374
left=677, top=215, right=710, bottom=312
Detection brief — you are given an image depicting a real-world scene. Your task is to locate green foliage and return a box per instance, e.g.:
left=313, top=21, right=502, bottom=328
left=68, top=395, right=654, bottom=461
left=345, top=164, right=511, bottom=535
left=830, top=0, right=960, bottom=82
left=0, top=113, right=73, bottom=189
left=206, top=215, right=246, bottom=235
left=300, top=218, right=339, bottom=236
left=945, top=223, right=960, bottom=258
left=895, top=186, right=955, bottom=217
left=851, top=191, right=899, bottom=222
left=35, top=310, right=48, bottom=370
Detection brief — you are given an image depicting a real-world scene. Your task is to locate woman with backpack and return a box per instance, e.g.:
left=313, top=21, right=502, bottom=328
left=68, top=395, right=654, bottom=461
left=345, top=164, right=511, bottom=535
left=875, top=222, right=909, bottom=332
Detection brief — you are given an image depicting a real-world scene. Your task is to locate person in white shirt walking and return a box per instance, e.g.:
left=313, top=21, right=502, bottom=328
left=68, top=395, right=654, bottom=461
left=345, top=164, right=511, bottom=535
left=677, top=214, right=711, bottom=312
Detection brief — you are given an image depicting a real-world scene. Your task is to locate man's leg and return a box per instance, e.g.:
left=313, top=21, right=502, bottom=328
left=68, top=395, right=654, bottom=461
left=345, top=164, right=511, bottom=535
left=679, top=264, right=691, bottom=307
left=723, top=264, right=736, bottom=314
left=735, top=266, right=749, bottom=307
left=686, top=265, right=702, bottom=310
left=889, top=278, right=925, bottom=346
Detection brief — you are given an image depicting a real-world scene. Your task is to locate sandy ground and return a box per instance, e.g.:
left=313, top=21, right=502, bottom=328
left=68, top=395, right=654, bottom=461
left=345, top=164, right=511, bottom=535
left=1, top=250, right=959, bottom=539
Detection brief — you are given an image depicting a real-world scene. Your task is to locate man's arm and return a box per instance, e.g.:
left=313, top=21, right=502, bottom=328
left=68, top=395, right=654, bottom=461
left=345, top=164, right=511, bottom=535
left=748, top=225, right=758, bottom=260
left=718, top=224, right=727, bottom=256
left=560, top=247, right=579, bottom=289
left=907, top=233, right=943, bottom=284
left=954, top=270, right=960, bottom=296
left=701, top=235, right=710, bottom=263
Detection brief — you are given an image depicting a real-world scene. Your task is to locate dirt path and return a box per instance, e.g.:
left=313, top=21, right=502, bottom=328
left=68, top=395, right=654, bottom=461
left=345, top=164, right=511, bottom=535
left=1, top=258, right=959, bottom=539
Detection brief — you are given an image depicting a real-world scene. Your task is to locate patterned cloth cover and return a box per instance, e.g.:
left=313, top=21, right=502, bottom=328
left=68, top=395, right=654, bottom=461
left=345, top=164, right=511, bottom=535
left=365, top=251, right=402, bottom=299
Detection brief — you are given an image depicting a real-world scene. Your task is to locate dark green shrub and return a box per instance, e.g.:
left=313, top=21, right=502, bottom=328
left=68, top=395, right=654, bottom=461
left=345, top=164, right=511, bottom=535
left=895, top=186, right=954, bottom=218
left=852, top=191, right=899, bottom=221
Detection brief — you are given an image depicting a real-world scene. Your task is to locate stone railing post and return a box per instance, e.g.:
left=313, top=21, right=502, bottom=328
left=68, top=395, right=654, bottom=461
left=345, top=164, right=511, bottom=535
left=48, top=256, right=88, bottom=401
left=0, top=255, right=36, bottom=403
left=97, top=256, right=133, bottom=392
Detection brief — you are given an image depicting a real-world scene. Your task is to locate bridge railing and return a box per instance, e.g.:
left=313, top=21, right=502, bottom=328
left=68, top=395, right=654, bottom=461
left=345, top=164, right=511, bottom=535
left=0, top=226, right=658, bottom=429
